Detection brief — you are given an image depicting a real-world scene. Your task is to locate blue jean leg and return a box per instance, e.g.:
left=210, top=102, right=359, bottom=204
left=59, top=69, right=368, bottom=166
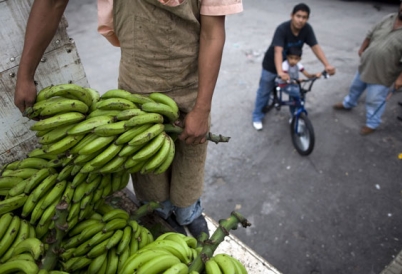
left=154, top=199, right=203, bottom=226
left=343, top=71, right=367, bottom=108
left=252, top=69, right=277, bottom=122
left=365, top=84, right=389, bottom=129
left=283, top=84, right=301, bottom=115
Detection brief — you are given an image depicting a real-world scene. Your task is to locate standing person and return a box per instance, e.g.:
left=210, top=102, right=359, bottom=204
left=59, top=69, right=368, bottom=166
left=333, top=2, right=402, bottom=135
left=13, top=0, right=243, bottom=238
left=251, top=3, right=335, bottom=131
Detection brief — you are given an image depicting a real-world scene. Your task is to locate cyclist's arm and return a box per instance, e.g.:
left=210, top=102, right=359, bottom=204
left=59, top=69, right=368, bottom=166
left=274, top=46, right=288, bottom=80
left=310, top=44, right=335, bottom=75
left=301, top=70, right=321, bottom=79
left=15, top=0, right=69, bottom=113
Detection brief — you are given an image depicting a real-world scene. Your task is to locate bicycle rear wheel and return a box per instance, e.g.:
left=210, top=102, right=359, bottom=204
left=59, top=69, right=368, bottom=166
left=290, top=113, right=315, bottom=156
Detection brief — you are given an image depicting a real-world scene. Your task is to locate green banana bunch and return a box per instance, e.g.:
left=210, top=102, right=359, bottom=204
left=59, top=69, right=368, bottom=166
left=41, top=83, right=94, bottom=107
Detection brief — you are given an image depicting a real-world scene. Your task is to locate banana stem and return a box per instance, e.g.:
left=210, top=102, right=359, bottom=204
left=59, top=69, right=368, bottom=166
left=41, top=200, right=69, bottom=271
left=130, top=201, right=163, bottom=221
left=188, top=211, right=251, bottom=273
left=163, top=124, right=230, bottom=144
left=197, top=232, right=209, bottom=248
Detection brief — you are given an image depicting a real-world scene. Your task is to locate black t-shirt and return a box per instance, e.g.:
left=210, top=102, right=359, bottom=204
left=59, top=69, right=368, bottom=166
left=262, top=21, right=318, bottom=73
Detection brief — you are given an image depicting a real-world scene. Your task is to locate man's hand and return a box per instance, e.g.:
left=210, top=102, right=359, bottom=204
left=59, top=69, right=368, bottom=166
left=178, top=109, right=209, bottom=145
left=325, top=65, right=336, bottom=76
left=395, top=78, right=402, bottom=90
left=278, top=72, right=290, bottom=81
left=14, top=79, right=37, bottom=114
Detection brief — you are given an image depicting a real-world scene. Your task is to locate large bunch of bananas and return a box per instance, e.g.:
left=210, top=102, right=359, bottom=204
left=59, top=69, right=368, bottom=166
left=23, top=84, right=179, bottom=176
left=59, top=204, right=155, bottom=273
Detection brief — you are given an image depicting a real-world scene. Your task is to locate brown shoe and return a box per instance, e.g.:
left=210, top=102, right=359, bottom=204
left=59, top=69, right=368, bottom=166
left=360, top=126, right=375, bottom=135
left=333, top=102, right=350, bottom=110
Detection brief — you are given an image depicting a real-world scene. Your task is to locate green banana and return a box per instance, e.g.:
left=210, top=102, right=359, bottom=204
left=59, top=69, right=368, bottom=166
left=78, top=135, right=116, bottom=155
left=71, top=172, right=88, bottom=188
left=154, top=135, right=175, bottom=174
left=40, top=98, right=89, bottom=116
left=35, top=219, right=52, bottom=240
left=24, top=167, right=54, bottom=193
left=27, top=148, right=57, bottom=160
left=72, top=179, right=89, bottom=203
left=69, top=133, right=99, bottom=155
left=213, top=254, right=236, bottom=274
left=86, top=109, right=121, bottom=119
left=87, top=143, right=123, bottom=167
left=116, top=108, right=145, bottom=120
left=125, top=113, right=164, bottom=127
left=68, top=115, right=116, bottom=135
left=36, top=85, right=54, bottom=102
left=44, top=134, right=85, bottom=155
left=0, top=213, right=13, bottom=240
left=0, top=176, right=24, bottom=190
left=149, top=92, right=180, bottom=117
left=16, top=157, right=49, bottom=169
left=21, top=192, right=37, bottom=218
left=118, top=245, right=130, bottom=272
left=38, top=123, right=76, bottom=145
left=69, top=256, right=92, bottom=272
left=93, top=120, right=127, bottom=136
left=6, top=177, right=29, bottom=197
left=102, top=208, right=130, bottom=222
left=128, top=123, right=165, bottom=146
left=131, top=132, right=166, bottom=162
left=27, top=97, right=69, bottom=118
left=78, top=222, right=105, bottom=242
left=84, top=176, right=102, bottom=196
left=231, top=256, right=248, bottom=274
left=85, top=87, right=101, bottom=112
left=72, top=239, right=93, bottom=257
left=101, top=89, right=153, bottom=104
left=0, top=260, right=39, bottom=274
left=0, top=194, right=28, bottom=215
left=141, top=133, right=171, bottom=174
left=1, top=160, right=21, bottom=171
left=96, top=97, right=137, bottom=111
left=57, top=165, right=74, bottom=181
left=106, top=229, right=124, bottom=250
left=38, top=199, right=59, bottom=226
left=60, top=248, right=76, bottom=261
left=142, top=239, right=191, bottom=264
left=70, top=164, right=82, bottom=176
left=86, top=238, right=109, bottom=259
left=135, top=254, right=181, bottom=274
left=141, top=101, right=179, bottom=122
left=163, top=262, right=189, bottom=274
left=30, top=173, right=58, bottom=202
left=87, top=251, right=107, bottom=273
left=119, top=144, right=145, bottom=158
left=61, top=184, right=75, bottom=204
left=205, top=257, right=223, bottom=274
left=99, top=155, right=127, bottom=174
left=44, top=83, right=93, bottom=107
left=12, top=237, right=44, bottom=260
left=40, top=180, right=67, bottom=210
left=68, top=219, right=103, bottom=237
left=115, top=124, right=153, bottom=145
left=102, top=218, right=127, bottom=233
left=2, top=168, right=39, bottom=179
left=80, top=192, right=94, bottom=210
left=79, top=161, right=99, bottom=173
left=92, top=187, right=104, bottom=205
left=30, top=112, right=86, bottom=132
left=67, top=202, right=81, bottom=223
left=116, top=225, right=132, bottom=255
left=6, top=253, right=35, bottom=263
left=106, top=247, right=119, bottom=274
left=87, top=230, right=114, bottom=248
left=73, top=152, right=98, bottom=165
left=30, top=195, right=47, bottom=224
left=119, top=249, right=173, bottom=274
left=0, top=216, right=21, bottom=258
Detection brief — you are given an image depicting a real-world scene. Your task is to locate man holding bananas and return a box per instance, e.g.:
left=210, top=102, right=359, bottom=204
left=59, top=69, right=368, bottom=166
left=14, top=0, right=243, bottom=238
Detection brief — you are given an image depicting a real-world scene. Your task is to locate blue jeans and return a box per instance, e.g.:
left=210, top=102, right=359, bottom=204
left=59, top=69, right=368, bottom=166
left=342, top=71, right=389, bottom=129
left=252, top=69, right=277, bottom=122
left=281, top=84, right=301, bottom=115
left=155, top=199, right=203, bottom=226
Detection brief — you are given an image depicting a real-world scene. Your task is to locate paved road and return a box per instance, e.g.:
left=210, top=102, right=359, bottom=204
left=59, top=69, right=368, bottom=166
left=65, top=0, right=402, bottom=273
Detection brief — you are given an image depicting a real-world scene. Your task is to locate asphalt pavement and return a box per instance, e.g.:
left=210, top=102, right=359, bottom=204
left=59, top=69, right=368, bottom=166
left=64, top=0, right=402, bottom=273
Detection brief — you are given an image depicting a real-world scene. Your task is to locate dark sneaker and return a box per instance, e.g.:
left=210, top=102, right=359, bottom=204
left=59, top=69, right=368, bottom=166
left=187, top=215, right=210, bottom=239
left=333, top=102, right=350, bottom=110
left=360, top=126, right=375, bottom=136
left=165, top=214, right=187, bottom=235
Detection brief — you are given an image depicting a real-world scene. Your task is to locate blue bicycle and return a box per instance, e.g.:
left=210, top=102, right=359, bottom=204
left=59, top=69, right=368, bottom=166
left=263, top=71, right=329, bottom=156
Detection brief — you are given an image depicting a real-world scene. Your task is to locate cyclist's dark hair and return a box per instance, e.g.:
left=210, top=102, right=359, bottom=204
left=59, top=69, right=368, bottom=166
left=292, top=3, right=310, bottom=17
left=286, top=47, right=302, bottom=57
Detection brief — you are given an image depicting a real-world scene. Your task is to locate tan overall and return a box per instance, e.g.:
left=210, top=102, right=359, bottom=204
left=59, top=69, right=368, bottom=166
left=114, top=0, right=208, bottom=208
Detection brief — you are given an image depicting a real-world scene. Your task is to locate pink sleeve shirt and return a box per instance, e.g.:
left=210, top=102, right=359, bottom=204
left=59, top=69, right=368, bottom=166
left=97, top=0, right=243, bottom=46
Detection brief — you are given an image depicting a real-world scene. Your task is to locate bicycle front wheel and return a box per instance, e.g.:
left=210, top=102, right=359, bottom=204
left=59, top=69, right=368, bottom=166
left=290, top=113, right=315, bottom=156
